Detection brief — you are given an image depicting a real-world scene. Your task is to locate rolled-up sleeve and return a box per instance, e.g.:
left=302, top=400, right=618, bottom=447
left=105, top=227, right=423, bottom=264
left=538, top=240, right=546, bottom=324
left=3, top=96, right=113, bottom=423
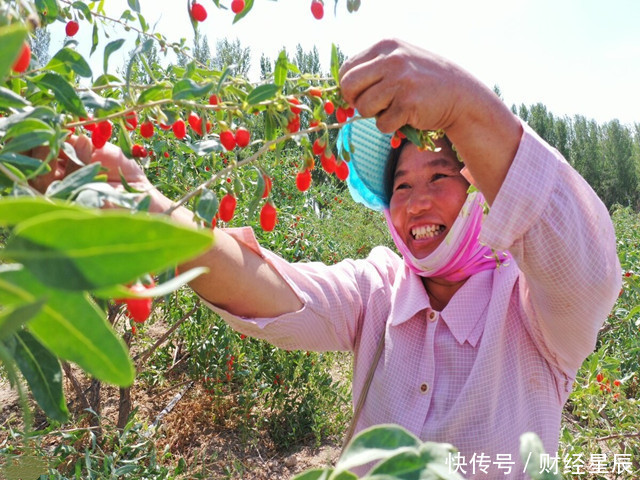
left=201, top=227, right=399, bottom=352
left=481, top=120, right=622, bottom=374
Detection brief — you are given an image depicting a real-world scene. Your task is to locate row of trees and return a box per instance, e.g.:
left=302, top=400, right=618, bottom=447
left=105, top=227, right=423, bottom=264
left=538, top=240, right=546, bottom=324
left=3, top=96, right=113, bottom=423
left=135, top=33, right=640, bottom=212
left=36, top=26, right=639, bottom=211
left=512, top=102, right=640, bottom=210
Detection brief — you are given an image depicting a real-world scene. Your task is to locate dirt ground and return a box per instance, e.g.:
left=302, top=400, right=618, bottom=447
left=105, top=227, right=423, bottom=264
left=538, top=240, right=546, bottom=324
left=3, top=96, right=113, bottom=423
left=0, top=318, right=345, bottom=479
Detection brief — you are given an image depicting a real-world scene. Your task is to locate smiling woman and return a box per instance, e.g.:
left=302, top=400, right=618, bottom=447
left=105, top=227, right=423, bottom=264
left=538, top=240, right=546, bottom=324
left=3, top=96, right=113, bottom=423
left=42, top=37, right=621, bottom=479
left=387, top=139, right=469, bottom=258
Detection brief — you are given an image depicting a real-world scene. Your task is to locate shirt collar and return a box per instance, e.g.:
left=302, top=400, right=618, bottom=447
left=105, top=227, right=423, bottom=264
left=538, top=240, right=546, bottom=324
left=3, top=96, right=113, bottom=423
left=441, top=269, right=493, bottom=346
left=389, top=265, right=494, bottom=347
left=388, top=264, right=430, bottom=327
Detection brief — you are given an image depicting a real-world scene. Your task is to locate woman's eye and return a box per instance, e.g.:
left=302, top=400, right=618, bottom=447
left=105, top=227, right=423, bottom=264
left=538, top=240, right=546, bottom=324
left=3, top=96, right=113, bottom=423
left=394, top=182, right=410, bottom=191
left=431, top=173, right=447, bottom=182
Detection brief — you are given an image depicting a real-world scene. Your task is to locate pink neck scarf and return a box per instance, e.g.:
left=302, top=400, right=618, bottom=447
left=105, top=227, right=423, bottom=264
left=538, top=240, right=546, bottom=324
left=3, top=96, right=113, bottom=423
left=384, top=191, right=510, bottom=282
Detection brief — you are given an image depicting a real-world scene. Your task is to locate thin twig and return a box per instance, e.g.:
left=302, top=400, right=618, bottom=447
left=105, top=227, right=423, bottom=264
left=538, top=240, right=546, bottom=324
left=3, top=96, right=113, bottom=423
left=163, top=118, right=357, bottom=214
left=133, top=301, right=200, bottom=367
left=164, top=353, right=190, bottom=375
left=62, top=362, right=91, bottom=412
left=58, top=0, right=204, bottom=68
left=596, top=432, right=640, bottom=442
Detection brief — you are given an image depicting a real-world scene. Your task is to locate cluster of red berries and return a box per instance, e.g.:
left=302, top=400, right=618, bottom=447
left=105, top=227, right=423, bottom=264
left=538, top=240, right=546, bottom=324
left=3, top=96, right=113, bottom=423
left=219, top=127, right=251, bottom=151
left=82, top=119, right=113, bottom=149
left=216, top=180, right=277, bottom=232
left=322, top=100, right=355, bottom=124
left=596, top=373, right=622, bottom=401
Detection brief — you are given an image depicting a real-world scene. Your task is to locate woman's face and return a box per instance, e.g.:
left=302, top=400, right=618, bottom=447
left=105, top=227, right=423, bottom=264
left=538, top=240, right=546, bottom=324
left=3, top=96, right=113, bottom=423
left=389, top=141, right=469, bottom=259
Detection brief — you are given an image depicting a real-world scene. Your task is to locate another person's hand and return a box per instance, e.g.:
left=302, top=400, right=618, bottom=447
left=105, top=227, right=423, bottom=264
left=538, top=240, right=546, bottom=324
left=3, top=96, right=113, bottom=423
left=339, top=38, right=488, bottom=135
left=339, top=38, right=522, bottom=204
left=28, top=135, right=163, bottom=208
left=70, top=135, right=155, bottom=193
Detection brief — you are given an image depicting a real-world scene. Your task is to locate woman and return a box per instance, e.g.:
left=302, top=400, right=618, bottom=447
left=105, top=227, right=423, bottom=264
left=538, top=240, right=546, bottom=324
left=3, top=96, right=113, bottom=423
left=44, top=39, right=620, bottom=478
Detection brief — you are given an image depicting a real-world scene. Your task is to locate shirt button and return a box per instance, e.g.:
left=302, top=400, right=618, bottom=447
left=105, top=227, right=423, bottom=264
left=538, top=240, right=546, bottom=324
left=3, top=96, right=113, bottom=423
left=420, top=382, right=429, bottom=394
left=428, top=311, right=438, bottom=322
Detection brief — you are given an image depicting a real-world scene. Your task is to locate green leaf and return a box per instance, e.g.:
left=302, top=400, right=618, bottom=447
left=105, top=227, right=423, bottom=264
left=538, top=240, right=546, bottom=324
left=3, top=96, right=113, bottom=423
left=127, top=0, right=141, bottom=13
left=0, top=152, right=48, bottom=175
left=3, top=330, right=69, bottom=422
left=73, top=183, right=143, bottom=210
left=247, top=168, right=265, bottom=218
left=138, top=12, right=148, bottom=32
left=331, top=44, right=341, bottom=85
left=0, top=23, right=28, bottom=81
left=72, top=1, right=93, bottom=22
left=2, top=209, right=214, bottom=291
left=35, top=0, right=59, bottom=22
left=93, top=73, right=122, bottom=88
left=117, top=123, right=133, bottom=159
left=520, top=432, right=562, bottom=480
left=125, top=38, right=154, bottom=91
left=31, top=72, right=88, bottom=117
left=137, top=82, right=172, bottom=104
left=246, top=84, right=280, bottom=106
left=0, top=298, right=46, bottom=341
left=93, top=266, right=208, bottom=299
left=232, top=0, right=254, bottom=23
left=0, top=266, right=134, bottom=386
left=172, top=79, right=214, bottom=101
left=335, top=424, right=422, bottom=475
left=216, top=66, right=231, bottom=94
left=265, top=111, right=277, bottom=141
left=187, top=139, right=223, bottom=156
left=0, top=197, right=84, bottom=227
left=274, top=50, right=288, bottom=88
left=4, top=118, right=54, bottom=140
left=45, top=163, right=103, bottom=199
left=81, top=89, right=123, bottom=113
left=47, top=48, right=93, bottom=78
left=0, top=106, right=58, bottom=131
left=103, top=39, right=126, bottom=74
left=398, top=125, right=421, bottom=147
left=0, top=86, right=30, bottom=108
left=90, top=22, right=99, bottom=56
left=0, top=130, right=53, bottom=155
left=291, top=469, right=333, bottom=480
left=368, top=448, right=442, bottom=478
left=195, top=188, right=219, bottom=225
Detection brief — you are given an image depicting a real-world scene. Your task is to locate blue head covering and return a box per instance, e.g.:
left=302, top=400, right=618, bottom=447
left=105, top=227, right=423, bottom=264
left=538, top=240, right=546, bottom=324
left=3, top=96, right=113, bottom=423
left=338, top=117, right=393, bottom=211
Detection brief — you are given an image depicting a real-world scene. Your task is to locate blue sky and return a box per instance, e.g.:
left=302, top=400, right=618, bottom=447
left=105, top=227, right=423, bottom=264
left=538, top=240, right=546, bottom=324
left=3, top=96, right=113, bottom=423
left=50, top=0, right=639, bottom=125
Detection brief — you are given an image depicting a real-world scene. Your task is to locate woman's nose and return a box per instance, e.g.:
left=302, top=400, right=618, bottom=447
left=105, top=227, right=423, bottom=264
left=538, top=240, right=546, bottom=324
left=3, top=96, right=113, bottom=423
left=406, top=187, right=434, bottom=215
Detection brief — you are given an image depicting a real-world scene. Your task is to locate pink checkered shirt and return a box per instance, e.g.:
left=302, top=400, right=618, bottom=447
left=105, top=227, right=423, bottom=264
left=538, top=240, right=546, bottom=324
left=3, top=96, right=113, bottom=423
left=205, top=122, right=621, bottom=478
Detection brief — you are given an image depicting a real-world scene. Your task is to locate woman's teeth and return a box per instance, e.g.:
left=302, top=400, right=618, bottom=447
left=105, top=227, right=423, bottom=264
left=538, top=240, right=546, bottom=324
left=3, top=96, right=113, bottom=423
left=412, top=225, right=444, bottom=240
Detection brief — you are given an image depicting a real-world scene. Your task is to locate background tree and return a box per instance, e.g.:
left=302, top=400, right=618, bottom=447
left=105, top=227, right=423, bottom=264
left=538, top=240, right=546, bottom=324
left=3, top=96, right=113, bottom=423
left=294, top=44, right=321, bottom=75
left=122, top=38, right=163, bottom=85
left=571, top=116, right=604, bottom=199
left=601, top=119, right=637, bottom=208
left=212, top=38, right=251, bottom=77
left=31, top=26, right=50, bottom=68
left=260, top=52, right=272, bottom=80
